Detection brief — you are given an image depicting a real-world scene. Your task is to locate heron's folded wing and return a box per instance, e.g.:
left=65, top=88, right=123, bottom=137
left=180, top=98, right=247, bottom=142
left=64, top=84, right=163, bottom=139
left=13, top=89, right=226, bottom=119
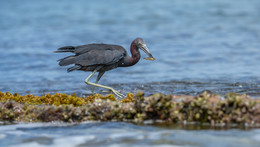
left=74, top=48, right=125, bottom=66
left=74, top=44, right=123, bottom=55
left=74, top=44, right=95, bottom=55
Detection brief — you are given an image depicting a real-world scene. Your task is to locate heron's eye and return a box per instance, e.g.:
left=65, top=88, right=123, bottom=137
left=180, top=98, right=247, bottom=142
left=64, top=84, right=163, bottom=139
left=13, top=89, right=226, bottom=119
left=138, top=42, right=143, bottom=46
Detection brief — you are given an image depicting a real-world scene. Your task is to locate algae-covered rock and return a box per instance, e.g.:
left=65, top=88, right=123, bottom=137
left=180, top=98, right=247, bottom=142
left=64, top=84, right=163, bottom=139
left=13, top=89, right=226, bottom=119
left=0, top=91, right=260, bottom=127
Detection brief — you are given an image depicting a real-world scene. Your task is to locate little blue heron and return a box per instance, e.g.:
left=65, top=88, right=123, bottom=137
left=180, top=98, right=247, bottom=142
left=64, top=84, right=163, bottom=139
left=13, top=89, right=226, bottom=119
left=55, top=38, right=155, bottom=98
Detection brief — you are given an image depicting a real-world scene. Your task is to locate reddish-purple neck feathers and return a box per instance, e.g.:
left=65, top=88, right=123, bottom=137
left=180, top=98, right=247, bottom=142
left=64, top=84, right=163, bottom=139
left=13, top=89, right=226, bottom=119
left=129, top=40, right=141, bottom=65
left=118, top=39, right=141, bottom=67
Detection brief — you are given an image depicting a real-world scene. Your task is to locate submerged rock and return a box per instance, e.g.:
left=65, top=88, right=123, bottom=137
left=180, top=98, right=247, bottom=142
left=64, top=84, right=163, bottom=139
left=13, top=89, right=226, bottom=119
left=0, top=91, right=259, bottom=127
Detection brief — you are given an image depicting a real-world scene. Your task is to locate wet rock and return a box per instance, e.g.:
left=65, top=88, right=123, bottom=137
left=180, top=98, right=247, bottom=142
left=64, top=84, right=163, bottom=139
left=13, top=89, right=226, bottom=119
left=0, top=91, right=259, bottom=127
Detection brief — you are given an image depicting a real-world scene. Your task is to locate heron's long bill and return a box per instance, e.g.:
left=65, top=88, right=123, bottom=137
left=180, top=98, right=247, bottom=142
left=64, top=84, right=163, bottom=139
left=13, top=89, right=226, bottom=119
left=140, top=45, right=156, bottom=61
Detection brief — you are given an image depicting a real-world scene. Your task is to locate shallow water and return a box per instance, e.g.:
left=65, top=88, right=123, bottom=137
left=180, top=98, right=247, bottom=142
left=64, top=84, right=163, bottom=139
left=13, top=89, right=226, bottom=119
left=0, top=0, right=260, bottom=146
left=1, top=0, right=260, bottom=97
left=0, top=122, right=260, bottom=147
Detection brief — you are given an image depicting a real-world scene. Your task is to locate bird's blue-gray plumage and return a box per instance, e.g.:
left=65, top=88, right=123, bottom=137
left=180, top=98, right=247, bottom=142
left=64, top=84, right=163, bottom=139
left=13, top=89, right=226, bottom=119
left=55, top=38, right=155, bottom=98
left=55, top=44, right=128, bottom=73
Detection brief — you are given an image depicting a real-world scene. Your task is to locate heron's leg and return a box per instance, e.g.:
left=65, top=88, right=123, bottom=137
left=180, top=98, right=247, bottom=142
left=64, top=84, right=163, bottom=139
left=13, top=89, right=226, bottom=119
left=90, top=71, right=105, bottom=95
left=85, top=70, right=125, bottom=98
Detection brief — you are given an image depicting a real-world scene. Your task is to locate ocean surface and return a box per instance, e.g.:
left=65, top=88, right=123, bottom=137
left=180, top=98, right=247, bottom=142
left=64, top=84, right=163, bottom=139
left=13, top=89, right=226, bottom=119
left=0, top=0, right=260, bottom=146
left=0, top=122, right=260, bottom=147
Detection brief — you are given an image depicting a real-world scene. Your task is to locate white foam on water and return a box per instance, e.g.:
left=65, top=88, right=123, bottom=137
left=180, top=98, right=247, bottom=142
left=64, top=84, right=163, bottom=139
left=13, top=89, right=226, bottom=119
left=252, top=129, right=260, bottom=142
left=53, top=135, right=96, bottom=147
left=1, top=122, right=260, bottom=147
left=0, top=134, right=6, bottom=139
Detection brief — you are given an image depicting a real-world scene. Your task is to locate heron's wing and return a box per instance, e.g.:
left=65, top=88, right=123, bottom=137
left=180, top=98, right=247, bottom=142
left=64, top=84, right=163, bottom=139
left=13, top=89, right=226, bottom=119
left=74, top=47, right=126, bottom=66
left=74, top=44, right=123, bottom=55
left=73, top=44, right=95, bottom=55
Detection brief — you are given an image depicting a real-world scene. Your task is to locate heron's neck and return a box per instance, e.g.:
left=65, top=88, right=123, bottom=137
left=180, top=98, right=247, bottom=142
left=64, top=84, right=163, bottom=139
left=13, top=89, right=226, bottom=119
left=119, top=42, right=140, bottom=67
left=129, top=41, right=141, bottom=65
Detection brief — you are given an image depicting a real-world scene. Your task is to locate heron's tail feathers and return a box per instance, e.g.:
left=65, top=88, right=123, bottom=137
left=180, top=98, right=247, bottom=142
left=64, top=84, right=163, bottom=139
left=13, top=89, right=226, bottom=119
left=54, top=46, right=75, bottom=53
left=58, top=56, right=76, bottom=66
left=67, top=65, right=81, bottom=72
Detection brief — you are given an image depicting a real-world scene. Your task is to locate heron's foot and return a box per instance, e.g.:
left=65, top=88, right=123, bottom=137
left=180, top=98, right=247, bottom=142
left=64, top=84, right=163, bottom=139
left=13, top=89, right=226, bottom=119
left=100, top=89, right=125, bottom=98
left=110, top=88, right=125, bottom=98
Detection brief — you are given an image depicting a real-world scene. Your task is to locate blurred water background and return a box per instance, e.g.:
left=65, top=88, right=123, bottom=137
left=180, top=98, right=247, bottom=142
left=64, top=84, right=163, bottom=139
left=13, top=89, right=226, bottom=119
left=0, top=0, right=260, bottom=146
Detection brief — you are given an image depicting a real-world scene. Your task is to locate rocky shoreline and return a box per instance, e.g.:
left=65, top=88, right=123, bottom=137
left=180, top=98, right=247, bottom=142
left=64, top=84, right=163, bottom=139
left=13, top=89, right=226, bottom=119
left=0, top=91, right=259, bottom=127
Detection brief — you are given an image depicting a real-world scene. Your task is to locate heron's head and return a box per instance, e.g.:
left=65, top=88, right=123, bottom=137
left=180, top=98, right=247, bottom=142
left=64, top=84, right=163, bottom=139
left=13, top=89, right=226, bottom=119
left=134, top=38, right=156, bottom=61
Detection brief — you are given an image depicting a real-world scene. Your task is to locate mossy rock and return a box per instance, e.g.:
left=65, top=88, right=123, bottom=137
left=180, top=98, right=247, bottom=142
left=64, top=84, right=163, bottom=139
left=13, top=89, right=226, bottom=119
left=0, top=91, right=259, bottom=127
